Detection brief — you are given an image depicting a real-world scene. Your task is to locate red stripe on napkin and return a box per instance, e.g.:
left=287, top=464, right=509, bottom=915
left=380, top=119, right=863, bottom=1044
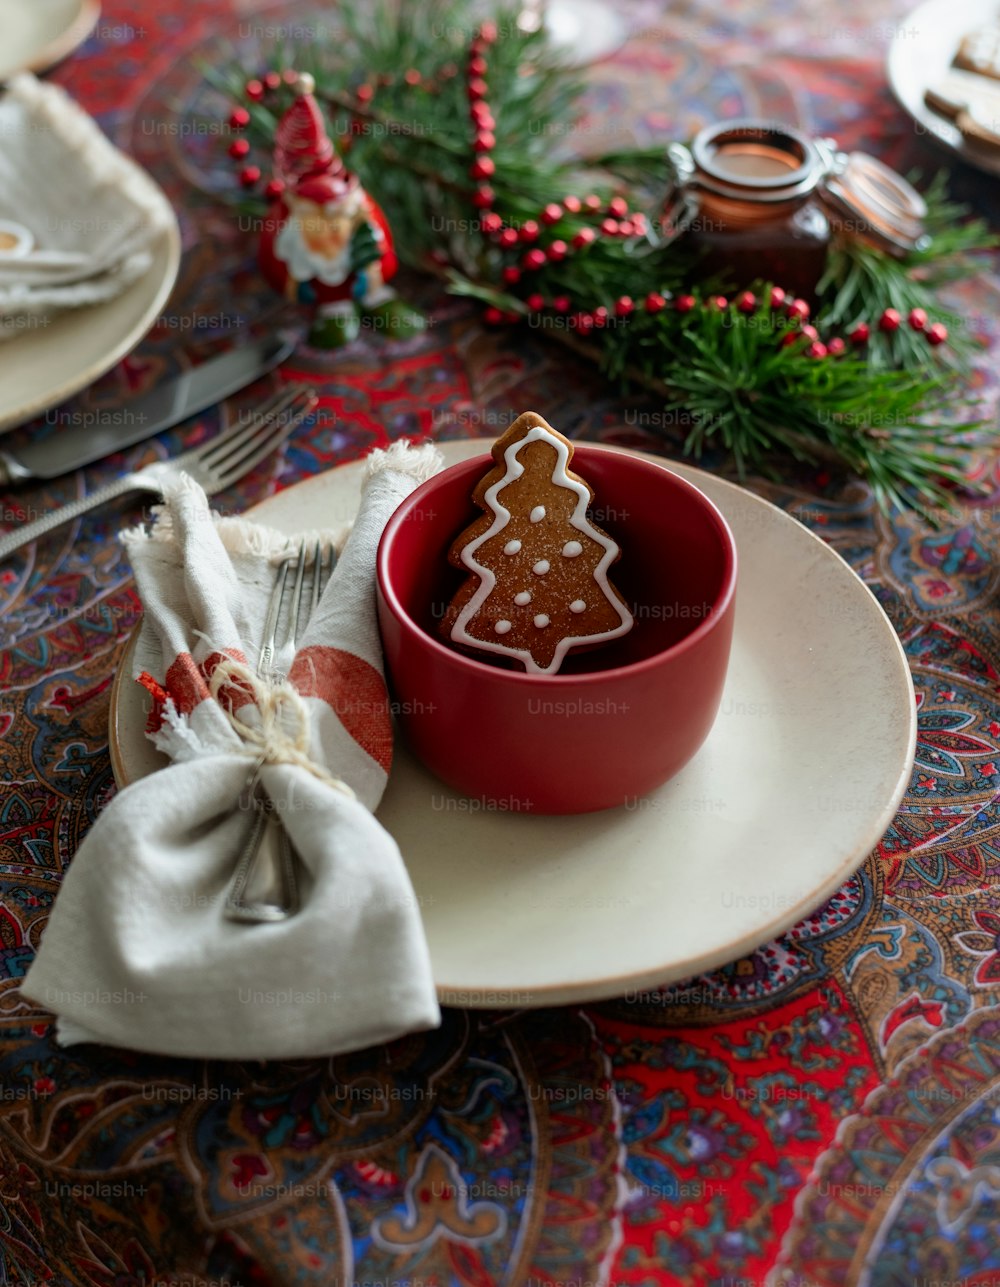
left=288, top=646, right=393, bottom=774
left=162, top=650, right=251, bottom=716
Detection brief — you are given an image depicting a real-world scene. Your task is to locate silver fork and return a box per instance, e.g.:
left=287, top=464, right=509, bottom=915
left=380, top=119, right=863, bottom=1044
left=224, top=540, right=338, bottom=923
left=0, top=387, right=318, bottom=562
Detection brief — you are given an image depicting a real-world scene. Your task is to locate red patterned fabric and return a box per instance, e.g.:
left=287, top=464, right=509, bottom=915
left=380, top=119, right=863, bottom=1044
left=1, top=0, right=999, bottom=1283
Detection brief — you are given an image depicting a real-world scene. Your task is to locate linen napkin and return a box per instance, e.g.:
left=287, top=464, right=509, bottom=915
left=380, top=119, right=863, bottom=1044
left=0, top=73, right=174, bottom=335
left=22, top=441, right=444, bottom=1059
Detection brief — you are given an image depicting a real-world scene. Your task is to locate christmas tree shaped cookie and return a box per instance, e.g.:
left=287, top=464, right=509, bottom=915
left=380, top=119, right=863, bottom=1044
left=442, top=412, right=634, bottom=674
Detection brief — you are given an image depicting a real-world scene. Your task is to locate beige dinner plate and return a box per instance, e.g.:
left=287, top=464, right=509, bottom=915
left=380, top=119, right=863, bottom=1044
left=0, top=0, right=101, bottom=80
left=0, top=217, right=181, bottom=434
left=109, top=441, right=916, bottom=1007
left=888, top=0, right=1000, bottom=178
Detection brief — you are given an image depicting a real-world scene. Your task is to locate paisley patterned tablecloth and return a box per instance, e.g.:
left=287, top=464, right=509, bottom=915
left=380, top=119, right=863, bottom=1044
left=3, top=0, right=1000, bottom=1283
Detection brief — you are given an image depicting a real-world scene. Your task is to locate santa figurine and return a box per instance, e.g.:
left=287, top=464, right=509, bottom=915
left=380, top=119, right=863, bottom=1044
left=258, top=73, right=420, bottom=348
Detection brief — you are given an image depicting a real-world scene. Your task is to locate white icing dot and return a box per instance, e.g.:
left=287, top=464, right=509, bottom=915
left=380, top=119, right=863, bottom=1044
left=534, top=614, right=550, bottom=628
left=570, top=599, right=586, bottom=613
left=494, top=619, right=512, bottom=635
left=503, top=540, right=522, bottom=555
left=530, top=505, right=546, bottom=522
left=532, top=559, right=550, bottom=575
left=514, top=591, right=532, bottom=606
left=562, top=540, right=583, bottom=557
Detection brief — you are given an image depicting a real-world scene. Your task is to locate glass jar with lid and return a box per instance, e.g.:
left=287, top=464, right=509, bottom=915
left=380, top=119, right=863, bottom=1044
left=662, top=119, right=930, bottom=303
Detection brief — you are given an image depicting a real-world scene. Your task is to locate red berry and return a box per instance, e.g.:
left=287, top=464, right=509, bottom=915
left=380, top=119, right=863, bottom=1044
left=563, top=195, right=582, bottom=214
left=927, top=322, right=948, bottom=346
left=736, top=290, right=756, bottom=313
left=470, top=103, right=494, bottom=126
left=468, top=55, right=488, bottom=76
left=473, top=186, right=495, bottom=208
left=786, top=298, right=810, bottom=322
left=571, top=227, right=596, bottom=249
left=770, top=286, right=786, bottom=308
left=522, top=248, right=547, bottom=271
left=356, top=84, right=374, bottom=104
left=481, top=212, right=503, bottom=234
left=827, top=337, right=846, bottom=356
left=467, top=78, right=488, bottom=100
left=583, top=194, right=602, bottom=212
left=264, top=178, right=285, bottom=200
left=780, top=332, right=799, bottom=348
left=575, top=312, right=595, bottom=332
left=800, top=324, right=819, bottom=341
left=710, top=295, right=728, bottom=310
left=474, top=132, right=495, bottom=152
left=675, top=294, right=696, bottom=313
left=631, top=213, right=648, bottom=235
left=245, top=79, right=264, bottom=101
left=484, top=306, right=503, bottom=324
left=608, top=196, right=628, bottom=219
left=615, top=295, right=634, bottom=317
left=404, top=68, right=422, bottom=86
left=805, top=341, right=828, bottom=358
left=498, top=228, right=519, bottom=248
left=542, top=203, right=563, bottom=225
left=264, top=71, right=282, bottom=91
left=879, top=308, right=901, bottom=332
left=849, top=322, right=870, bottom=344
left=526, top=293, right=545, bottom=311
left=908, top=307, right=927, bottom=331
left=548, top=240, right=568, bottom=262
left=470, top=157, right=495, bottom=180
left=618, top=220, right=636, bottom=237
left=592, top=306, right=609, bottom=326
left=502, top=266, right=521, bottom=284
left=239, top=165, right=261, bottom=187
left=645, top=292, right=666, bottom=313
left=478, top=20, right=498, bottom=43
left=553, top=295, right=571, bottom=312
left=600, top=218, right=620, bottom=236
left=228, top=138, right=250, bottom=159
left=229, top=107, right=250, bottom=129
left=519, top=220, right=540, bottom=242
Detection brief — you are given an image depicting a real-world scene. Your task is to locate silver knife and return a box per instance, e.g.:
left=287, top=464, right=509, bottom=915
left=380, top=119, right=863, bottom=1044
left=0, top=335, right=297, bottom=485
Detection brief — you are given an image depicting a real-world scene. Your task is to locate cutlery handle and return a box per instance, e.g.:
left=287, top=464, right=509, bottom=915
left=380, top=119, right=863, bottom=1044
left=0, top=473, right=151, bottom=561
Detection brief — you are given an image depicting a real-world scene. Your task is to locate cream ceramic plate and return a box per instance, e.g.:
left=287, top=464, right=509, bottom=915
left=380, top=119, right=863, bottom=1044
left=888, top=0, right=1000, bottom=178
left=0, top=0, right=100, bottom=80
left=0, top=216, right=181, bottom=434
left=109, top=442, right=916, bottom=1007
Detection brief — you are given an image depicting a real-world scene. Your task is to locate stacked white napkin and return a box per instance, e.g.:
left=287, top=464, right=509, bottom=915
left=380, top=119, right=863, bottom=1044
left=0, top=73, right=175, bottom=338
left=22, top=441, right=444, bottom=1059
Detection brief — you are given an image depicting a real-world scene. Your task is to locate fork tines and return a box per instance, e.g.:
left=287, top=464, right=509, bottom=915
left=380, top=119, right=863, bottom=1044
left=258, top=538, right=339, bottom=679
left=206, top=387, right=317, bottom=482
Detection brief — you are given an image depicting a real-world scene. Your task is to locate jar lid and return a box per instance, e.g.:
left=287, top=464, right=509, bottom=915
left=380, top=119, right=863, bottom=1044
left=688, top=119, right=827, bottom=203
left=819, top=152, right=930, bottom=257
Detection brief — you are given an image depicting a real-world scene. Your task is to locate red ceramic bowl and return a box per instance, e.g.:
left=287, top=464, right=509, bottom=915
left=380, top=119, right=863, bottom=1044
left=376, top=447, right=737, bottom=814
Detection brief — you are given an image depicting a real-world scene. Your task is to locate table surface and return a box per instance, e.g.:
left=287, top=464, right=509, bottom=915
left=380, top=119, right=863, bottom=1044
left=2, top=1, right=1000, bottom=1284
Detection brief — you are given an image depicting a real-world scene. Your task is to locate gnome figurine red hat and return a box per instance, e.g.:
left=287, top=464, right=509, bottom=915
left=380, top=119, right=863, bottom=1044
left=258, top=73, right=420, bottom=347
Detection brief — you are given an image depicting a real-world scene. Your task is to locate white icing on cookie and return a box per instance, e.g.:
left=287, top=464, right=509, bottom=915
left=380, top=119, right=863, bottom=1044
left=562, top=540, right=583, bottom=557
left=503, top=540, right=521, bottom=555
left=494, top=619, right=512, bottom=634
left=532, top=559, right=550, bottom=575
left=452, top=423, right=634, bottom=674
left=514, top=591, right=532, bottom=606
left=570, top=599, right=586, bottom=613
left=530, top=505, right=546, bottom=522
left=534, top=614, right=550, bottom=628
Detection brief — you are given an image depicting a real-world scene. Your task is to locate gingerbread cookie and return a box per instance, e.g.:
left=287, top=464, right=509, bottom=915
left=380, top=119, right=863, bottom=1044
left=924, top=69, right=1000, bottom=121
left=441, top=412, right=634, bottom=674
left=953, top=26, right=1000, bottom=82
